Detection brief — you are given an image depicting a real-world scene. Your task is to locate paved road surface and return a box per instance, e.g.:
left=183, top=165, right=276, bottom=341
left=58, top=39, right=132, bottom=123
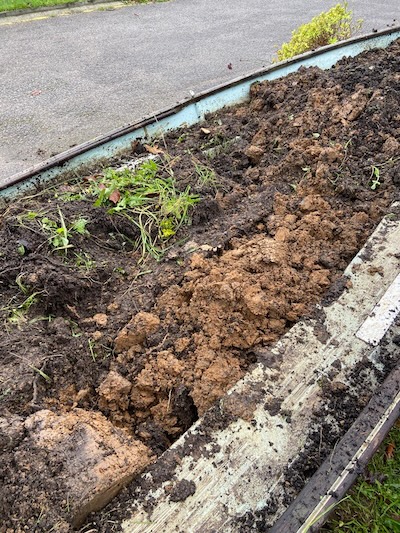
left=0, top=0, right=398, bottom=181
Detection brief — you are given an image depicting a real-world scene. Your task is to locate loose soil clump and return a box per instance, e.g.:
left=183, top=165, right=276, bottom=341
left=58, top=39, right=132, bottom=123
left=0, top=39, right=399, bottom=531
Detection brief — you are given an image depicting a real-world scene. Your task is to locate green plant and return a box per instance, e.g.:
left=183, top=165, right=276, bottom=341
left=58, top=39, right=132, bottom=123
left=193, top=161, right=219, bottom=189
left=370, top=166, right=381, bottom=190
left=74, top=251, right=95, bottom=271
left=302, top=497, right=350, bottom=532
left=29, top=364, right=51, bottom=383
left=275, top=2, right=362, bottom=62
left=201, top=134, right=240, bottom=160
left=88, top=339, right=97, bottom=362
left=0, top=0, right=82, bottom=12
left=40, top=207, right=88, bottom=254
left=15, top=274, right=29, bottom=295
left=7, top=292, right=41, bottom=324
left=92, top=160, right=199, bottom=259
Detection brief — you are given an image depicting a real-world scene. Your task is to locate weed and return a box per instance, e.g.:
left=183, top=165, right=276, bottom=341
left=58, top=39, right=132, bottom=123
left=368, top=157, right=400, bottom=191
left=69, top=321, right=82, bottom=338
left=17, top=206, right=89, bottom=255
left=177, top=133, right=188, bottom=144
left=17, top=210, right=41, bottom=225
left=201, top=134, right=240, bottom=160
left=328, top=138, right=353, bottom=185
left=114, top=266, right=128, bottom=276
left=56, top=187, right=87, bottom=202
left=41, top=207, right=89, bottom=254
left=370, top=166, right=381, bottom=190
left=275, top=2, right=362, bottom=62
left=7, top=292, right=41, bottom=324
left=17, top=244, right=26, bottom=256
left=88, top=339, right=97, bottom=362
left=74, top=251, right=95, bottom=271
left=15, top=274, right=29, bottom=295
left=193, top=161, right=219, bottom=189
left=302, top=497, right=350, bottom=532
left=29, top=364, right=51, bottom=383
left=92, top=160, right=199, bottom=259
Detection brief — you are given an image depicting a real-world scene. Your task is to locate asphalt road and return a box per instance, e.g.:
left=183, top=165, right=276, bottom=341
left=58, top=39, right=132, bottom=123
left=0, top=0, right=399, bottom=181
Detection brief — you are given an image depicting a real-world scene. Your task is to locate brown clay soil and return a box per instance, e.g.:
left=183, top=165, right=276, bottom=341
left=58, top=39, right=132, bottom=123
left=0, top=39, right=399, bottom=532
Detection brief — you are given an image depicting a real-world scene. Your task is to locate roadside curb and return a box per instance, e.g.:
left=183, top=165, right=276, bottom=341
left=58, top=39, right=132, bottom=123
left=0, top=0, right=121, bottom=19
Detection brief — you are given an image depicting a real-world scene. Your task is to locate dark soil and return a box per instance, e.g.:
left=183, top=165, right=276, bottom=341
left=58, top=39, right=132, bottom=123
left=0, top=39, right=399, bottom=532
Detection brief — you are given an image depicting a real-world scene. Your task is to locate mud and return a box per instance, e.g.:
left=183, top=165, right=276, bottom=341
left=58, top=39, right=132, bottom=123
left=0, top=39, right=399, bottom=531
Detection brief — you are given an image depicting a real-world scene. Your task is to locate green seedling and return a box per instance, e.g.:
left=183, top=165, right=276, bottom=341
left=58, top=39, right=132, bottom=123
left=370, top=166, right=381, bottom=190
left=70, top=217, right=89, bottom=235
left=56, top=188, right=87, bottom=202
left=17, top=210, right=40, bottom=223
left=330, top=138, right=353, bottom=185
left=177, top=133, right=188, bottom=144
left=17, top=244, right=26, bottom=256
left=275, top=2, right=362, bottom=61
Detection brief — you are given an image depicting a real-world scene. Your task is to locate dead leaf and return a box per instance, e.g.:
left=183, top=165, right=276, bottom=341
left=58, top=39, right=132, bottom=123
left=144, top=144, right=164, bottom=155
left=98, top=183, right=106, bottom=190
left=109, top=189, right=121, bottom=204
left=385, top=441, right=395, bottom=460
left=201, top=128, right=211, bottom=135
left=131, top=140, right=142, bottom=153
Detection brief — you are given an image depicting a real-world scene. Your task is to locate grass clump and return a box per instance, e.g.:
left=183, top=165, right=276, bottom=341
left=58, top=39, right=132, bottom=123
left=275, top=2, right=362, bottom=62
left=0, top=0, right=82, bottom=12
left=0, top=0, right=168, bottom=13
left=323, top=421, right=400, bottom=533
left=92, top=159, right=199, bottom=259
